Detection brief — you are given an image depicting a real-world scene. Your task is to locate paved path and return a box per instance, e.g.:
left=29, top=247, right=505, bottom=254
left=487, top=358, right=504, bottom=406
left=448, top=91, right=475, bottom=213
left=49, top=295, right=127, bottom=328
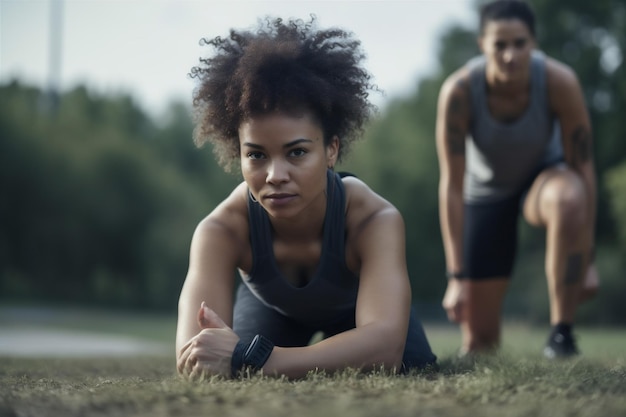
left=0, top=326, right=171, bottom=357
left=0, top=307, right=173, bottom=357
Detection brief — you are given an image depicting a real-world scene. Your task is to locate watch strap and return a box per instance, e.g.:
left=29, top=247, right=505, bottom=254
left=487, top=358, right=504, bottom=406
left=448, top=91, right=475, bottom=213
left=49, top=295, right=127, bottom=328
left=243, top=334, right=274, bottom=371
left=231, top=340, right=248, bottom=377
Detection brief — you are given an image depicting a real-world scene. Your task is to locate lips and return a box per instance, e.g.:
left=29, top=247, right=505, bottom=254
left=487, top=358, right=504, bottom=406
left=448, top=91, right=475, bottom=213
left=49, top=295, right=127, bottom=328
left=265, top=193, right=295, bottom=200
left=263, top=192, right=297, bottom=206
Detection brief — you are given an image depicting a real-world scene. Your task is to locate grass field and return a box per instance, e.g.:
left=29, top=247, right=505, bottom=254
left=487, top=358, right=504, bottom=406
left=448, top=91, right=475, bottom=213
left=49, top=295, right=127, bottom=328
left=1, top=307, right=625, bottom=417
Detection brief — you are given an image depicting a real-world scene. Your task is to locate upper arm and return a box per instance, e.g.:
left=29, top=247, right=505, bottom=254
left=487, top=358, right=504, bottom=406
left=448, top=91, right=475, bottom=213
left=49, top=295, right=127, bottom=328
left=347, top=185, right=411, bottom=339
left=175, top=191, right=247, bottom=353
left=436, top=70, right=470, bottom=189
left=547, top=59, right=594, bottom=171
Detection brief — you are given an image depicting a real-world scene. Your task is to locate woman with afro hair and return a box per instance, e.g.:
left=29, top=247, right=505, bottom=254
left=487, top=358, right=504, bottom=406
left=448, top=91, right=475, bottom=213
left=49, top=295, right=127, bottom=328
left=176, top=16, right=437, bottom=379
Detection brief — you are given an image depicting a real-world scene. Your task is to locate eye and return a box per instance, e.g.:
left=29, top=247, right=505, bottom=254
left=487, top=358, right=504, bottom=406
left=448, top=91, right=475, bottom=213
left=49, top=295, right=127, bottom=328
left=514, top=39, right=527, bottom=49
left=247, top=151, right=266, bottom=160
left=494, top=41, right=506, bottom=51
left=288, top=148, right=308, bottom=158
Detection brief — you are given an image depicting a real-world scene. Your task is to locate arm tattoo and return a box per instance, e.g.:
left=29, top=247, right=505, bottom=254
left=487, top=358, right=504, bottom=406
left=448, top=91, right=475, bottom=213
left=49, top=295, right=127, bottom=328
left=569, top=126, right=592, bottom=168
left=563, top=253, right=583, bottom=285
left=445, top=85, right=467, bottom=155
left=446, top=120, right=465, bottom=154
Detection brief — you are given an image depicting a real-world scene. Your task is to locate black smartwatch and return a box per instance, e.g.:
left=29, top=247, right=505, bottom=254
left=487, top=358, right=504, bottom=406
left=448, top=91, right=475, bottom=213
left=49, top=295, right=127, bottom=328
left=446, top=270, right=464, bottom=279
left=231, top=334, right=274, bottom=377
left=244, top=334, right=274, bottom=370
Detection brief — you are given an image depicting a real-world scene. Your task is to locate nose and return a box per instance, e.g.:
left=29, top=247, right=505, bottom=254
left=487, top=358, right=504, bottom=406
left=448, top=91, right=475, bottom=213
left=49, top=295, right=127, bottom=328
left=502, top=47, right=515, bottom=63
left=266, top=159, right=289, bottom=184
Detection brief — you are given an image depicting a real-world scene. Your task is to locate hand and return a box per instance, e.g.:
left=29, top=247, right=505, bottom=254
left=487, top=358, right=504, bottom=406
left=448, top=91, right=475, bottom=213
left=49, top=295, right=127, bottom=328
left=177, top=301, right=240, bottom=379
left=579, top=262, right=599, bottom=303
left=442, top=278, right=466, bottom=323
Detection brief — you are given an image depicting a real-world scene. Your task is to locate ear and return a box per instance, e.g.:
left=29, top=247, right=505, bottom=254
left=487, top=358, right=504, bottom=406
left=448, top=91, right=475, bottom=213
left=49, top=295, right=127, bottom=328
left=326, top=136, right=339, bottom=169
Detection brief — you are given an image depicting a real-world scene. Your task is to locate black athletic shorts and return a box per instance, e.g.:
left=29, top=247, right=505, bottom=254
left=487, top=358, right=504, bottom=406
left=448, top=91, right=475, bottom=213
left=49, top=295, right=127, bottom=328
left=462, top=193, right=523, bottom=279
left=462, top=158, right=566, bottom=279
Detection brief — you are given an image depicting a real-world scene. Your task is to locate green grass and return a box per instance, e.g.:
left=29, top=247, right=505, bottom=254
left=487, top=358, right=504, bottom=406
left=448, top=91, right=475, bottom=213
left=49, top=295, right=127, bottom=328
left=1, top=308, right=625, bottom=417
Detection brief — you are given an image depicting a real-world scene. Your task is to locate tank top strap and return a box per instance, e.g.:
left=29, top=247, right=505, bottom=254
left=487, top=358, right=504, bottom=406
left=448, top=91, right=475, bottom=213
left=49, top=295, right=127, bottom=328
left=529, top=50, right=548, bottom=111
left=322, top=170, right=345, bottom=255
left=247, top=189, right=273, bottom=270
left=467, top=55, right=487, bottom=120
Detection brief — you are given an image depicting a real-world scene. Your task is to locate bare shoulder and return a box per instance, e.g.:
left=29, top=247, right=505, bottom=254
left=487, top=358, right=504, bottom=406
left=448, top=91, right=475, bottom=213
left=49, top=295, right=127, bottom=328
left=544, top=55, right=586, bottom=116
left=440, top=66, right=472, bottom=100
left=545, top=55, right=580, bottom=91
left=342, top=176, right=403, bottom=237
left=192, top=182, right=250, bottom=257
left=437, top=66, right=472, bottom=129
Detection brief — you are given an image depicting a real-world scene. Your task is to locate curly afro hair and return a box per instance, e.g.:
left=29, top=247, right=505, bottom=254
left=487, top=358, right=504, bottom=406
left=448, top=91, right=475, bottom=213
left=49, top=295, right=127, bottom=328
left=189, top=16, right=377, bottom=171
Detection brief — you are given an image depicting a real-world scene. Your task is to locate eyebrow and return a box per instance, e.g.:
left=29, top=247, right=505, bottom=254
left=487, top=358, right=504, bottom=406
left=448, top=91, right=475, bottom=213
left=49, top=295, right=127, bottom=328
left=242, top=138, right=314, bottom=149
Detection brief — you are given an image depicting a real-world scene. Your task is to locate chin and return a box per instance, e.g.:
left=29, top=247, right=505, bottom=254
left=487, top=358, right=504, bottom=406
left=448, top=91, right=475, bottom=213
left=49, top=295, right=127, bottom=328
left=498, top=70, right=521, bottom=83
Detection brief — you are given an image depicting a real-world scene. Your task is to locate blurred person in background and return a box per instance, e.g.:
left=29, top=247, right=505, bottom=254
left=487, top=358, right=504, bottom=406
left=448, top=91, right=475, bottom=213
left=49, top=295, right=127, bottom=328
left=176, top=16, right=437, bottom=379
left=436, top=0, right=598, bottom=358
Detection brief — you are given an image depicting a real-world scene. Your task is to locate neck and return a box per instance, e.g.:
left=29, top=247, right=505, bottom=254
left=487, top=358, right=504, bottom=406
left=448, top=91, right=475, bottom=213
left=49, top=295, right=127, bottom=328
left=270, top=194, right=327, bottom=242
left=487, top=74, right=529, bottom=96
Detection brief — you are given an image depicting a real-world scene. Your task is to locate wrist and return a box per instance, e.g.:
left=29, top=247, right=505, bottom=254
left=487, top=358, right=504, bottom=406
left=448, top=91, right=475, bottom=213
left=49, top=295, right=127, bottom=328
left=231, top=334, right=275, bottom=377
left=231, top=341, right=248, bottom=377
left=446, top=270, right=464, bottom=279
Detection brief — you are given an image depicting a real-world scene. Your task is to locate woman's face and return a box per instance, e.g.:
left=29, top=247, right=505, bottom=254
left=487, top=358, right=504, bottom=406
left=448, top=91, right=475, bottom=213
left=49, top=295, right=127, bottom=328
left=479, top=18, right=535, bottom=83
left=239, top=112, right=338, bottom=220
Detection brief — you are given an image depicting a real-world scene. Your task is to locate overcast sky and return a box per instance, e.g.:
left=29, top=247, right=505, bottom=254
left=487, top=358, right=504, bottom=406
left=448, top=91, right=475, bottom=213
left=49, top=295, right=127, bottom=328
left=1, top=0, right=474, bottom=117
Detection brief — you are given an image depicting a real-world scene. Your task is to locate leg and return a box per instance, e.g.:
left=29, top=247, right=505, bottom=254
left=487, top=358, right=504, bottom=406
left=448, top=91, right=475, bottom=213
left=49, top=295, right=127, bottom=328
left=461, top=279, right=509, bottom=353
left=232, top=284, right=315, bottom=346
left=460, top=197, right=518, bottom=354
left=523, top=167, right=589, bottom=357
left=523, top=167, right=589, bottom=326
left=579, top=262, right=599, bottom=303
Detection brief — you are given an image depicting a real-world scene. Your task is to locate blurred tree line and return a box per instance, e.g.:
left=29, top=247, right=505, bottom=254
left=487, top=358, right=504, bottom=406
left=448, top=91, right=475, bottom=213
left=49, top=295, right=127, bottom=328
left=1, top=0, right=624, bottom=323
left=0, top=83, right=240, bottom=310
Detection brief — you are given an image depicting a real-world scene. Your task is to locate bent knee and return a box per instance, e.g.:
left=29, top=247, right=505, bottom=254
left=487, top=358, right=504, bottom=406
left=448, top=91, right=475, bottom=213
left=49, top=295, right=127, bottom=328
left=541, top=173, right=587, bottom=225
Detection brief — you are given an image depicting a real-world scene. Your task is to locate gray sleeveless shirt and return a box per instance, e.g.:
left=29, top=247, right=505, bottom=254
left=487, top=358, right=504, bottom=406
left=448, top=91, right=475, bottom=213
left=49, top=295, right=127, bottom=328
left=238, top=170, right=359, bottom=328
left=464, top=50, right=564, bottom=203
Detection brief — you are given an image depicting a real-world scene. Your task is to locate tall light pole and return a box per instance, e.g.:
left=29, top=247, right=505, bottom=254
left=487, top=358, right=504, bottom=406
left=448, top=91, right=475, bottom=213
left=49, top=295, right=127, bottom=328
left=46, top=0, right=63, bottom=116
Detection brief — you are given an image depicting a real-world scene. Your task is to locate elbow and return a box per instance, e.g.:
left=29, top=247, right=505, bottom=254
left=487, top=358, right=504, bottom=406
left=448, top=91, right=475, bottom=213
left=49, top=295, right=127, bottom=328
left=377, top=342, right=405, bottom=372
left=388, top=340, right=406, bottom=370
left=369, top=327, right=406, bottom=372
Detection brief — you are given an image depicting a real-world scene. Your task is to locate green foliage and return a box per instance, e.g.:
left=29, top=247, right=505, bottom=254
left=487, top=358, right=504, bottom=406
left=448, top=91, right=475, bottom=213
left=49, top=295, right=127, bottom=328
left=606, top=162, right=626, bottom=249
left=0, top=80, right=239, bottom=310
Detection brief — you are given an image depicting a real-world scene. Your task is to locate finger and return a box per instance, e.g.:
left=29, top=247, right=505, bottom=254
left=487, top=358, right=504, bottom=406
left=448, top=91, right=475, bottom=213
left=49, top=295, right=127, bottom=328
left=446, top=307, right=459, bottom=323
left=189, top=361, right=213, bottom=381
left=177, top=339, right=196, bottom=374
left=178, top=350, right=194, bottom=376
left=452, top=304, right=463, bottom=323
left=198, top=303, right=231, bottom=330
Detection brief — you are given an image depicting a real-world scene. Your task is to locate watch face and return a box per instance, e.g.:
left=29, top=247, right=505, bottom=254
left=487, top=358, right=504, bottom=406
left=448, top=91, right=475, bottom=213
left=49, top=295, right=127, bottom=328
left=244, top=335, right=274, bottom=369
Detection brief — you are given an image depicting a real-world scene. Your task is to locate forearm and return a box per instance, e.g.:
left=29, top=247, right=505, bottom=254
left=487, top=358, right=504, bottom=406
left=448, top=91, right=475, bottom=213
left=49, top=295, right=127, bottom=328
left=261, top=323, right=406, bottom=379
left=175, top=277, right=234, bottom=355
left=439, top=182, right=465, bottom=273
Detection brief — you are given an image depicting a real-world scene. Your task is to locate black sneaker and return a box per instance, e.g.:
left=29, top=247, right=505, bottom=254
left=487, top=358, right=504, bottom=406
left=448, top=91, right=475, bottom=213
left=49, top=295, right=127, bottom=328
left=543, top=330, right=579, bottom=359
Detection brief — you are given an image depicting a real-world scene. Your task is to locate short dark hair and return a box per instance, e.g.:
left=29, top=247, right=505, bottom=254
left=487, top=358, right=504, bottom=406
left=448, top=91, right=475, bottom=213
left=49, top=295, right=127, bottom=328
left=189, top=16, right=376, bottom=171
left=479, top=0, right=536, bottom=37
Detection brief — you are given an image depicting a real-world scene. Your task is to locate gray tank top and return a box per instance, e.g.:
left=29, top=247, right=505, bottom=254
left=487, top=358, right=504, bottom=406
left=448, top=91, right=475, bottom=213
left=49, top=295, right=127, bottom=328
left=464, top=50, right=564, bottom=203
left=238, top=170, right=359, bottom=328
